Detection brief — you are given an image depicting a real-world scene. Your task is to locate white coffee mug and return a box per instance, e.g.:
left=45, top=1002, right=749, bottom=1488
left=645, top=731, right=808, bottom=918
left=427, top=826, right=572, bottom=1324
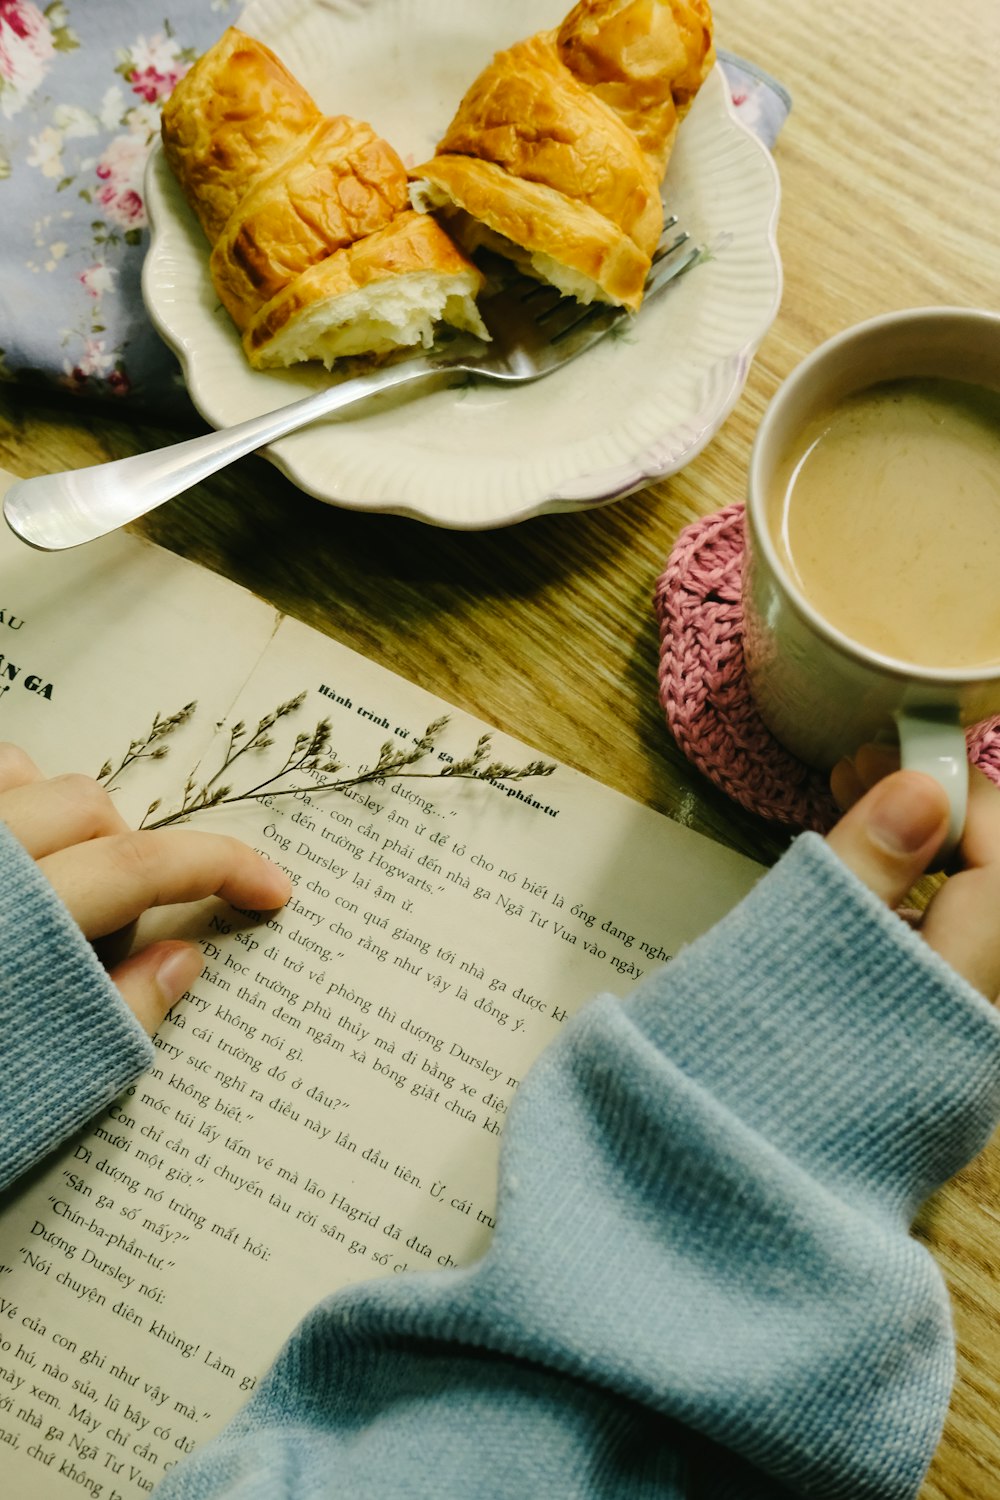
left=743, top=306, right=1000, bottom=853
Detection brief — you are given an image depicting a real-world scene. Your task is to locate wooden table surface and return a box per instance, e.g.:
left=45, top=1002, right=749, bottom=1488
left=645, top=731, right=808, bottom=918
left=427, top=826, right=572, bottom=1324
left=1, top=2, right=998, bottom=1494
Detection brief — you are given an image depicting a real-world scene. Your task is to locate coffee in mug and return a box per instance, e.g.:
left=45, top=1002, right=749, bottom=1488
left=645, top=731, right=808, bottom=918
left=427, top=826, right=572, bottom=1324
left=743, top=307, right=1000, bottom=852
left=767, top=376, right=1000, bottom=671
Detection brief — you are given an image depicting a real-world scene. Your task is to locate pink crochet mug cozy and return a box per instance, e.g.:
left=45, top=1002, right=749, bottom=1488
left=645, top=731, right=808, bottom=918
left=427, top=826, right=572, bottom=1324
left=658, top=310, right=1000, bottom=838
left=654, top=502, right=1000, bottom=834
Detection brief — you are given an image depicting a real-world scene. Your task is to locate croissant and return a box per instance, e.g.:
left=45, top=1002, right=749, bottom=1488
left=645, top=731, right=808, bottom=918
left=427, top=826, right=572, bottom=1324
left=160, top=27, right=321, bottom=246
left=208, top=113, right=409, bottom=332
left=243, top=210, right=488, bottom=368
left=411, top=0, right=715, bottom=310
left=160, top=28, right=486, bottom=370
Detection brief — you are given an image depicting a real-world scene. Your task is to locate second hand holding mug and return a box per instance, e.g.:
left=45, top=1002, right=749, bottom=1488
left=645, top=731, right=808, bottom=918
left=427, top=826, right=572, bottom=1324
left=743, top=306, right=1000, bottom=855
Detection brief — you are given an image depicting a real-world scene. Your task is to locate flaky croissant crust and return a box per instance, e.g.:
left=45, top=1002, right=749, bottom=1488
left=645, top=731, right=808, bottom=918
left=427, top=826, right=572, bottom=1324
left=210, top=114, right=409, bottom=331
left=556, top=0, right=715, bottom=173
left=160, top=27, right=485, bottom=369
left=435, top=32, right=664, bottom=258
left=414, top=0, right=715, bottom=308
left=160, top=27, right=321, bottom=245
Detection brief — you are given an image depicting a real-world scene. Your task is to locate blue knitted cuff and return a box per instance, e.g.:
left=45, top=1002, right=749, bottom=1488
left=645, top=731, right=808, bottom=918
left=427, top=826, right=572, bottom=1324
left=0, top=821, right=154, bottom=1192
left=630, top=831, right=1000, bottom=1219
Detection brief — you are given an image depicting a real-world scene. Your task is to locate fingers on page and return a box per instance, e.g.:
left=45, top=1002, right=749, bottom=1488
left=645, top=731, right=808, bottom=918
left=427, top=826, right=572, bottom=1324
left=37, top=827, right=293, bottom=940
left=0, top=741, right=43, bottom=794
left=110, top=941, right=206, bottom=1035
left=0, top=773, right=129, bottom=859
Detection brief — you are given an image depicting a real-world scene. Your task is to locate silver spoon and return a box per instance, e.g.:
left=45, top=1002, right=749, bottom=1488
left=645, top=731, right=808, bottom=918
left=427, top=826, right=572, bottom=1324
left=2, top=228, right=699, bottom=551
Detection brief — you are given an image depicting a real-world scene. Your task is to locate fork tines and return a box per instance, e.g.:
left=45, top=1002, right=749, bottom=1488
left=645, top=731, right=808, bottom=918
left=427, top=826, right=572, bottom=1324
left=650, top=214, right=681, bottom=264
left=527, top=221, right=700, bottom=346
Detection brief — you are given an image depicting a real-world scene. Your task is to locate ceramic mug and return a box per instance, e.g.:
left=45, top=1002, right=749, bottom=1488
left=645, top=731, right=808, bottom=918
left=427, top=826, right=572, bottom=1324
left=743, top=306, right=1000, bottom=852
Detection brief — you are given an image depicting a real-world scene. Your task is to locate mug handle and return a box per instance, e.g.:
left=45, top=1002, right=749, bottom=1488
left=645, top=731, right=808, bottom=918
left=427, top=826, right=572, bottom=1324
left=895, top=706, right=967, bottom=861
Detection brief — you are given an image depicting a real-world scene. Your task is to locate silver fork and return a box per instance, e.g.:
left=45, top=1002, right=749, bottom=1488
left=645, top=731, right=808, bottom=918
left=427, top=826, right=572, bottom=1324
left=3, top=223, right=699, bottom=550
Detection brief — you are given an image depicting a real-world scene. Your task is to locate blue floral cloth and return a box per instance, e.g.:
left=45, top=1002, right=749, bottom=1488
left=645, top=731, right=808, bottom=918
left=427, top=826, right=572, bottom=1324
left=0, top=4, right=790, bottom=413
left=0, top=0, right=242, bottom=411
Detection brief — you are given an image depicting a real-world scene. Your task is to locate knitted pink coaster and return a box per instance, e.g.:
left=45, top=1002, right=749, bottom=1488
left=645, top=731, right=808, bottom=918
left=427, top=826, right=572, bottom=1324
left=654, top=503, right=1000, bottom=833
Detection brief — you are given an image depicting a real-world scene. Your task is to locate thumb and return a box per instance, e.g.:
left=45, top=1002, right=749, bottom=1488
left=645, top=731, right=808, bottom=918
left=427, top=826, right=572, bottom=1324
left=825, top=769, right=950, bottom=907
left=109, top=940, right=205, bottom=1035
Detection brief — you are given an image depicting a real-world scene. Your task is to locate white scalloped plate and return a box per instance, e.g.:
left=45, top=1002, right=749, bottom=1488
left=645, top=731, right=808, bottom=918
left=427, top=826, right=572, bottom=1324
left=142, top=0, right=781, bottom=529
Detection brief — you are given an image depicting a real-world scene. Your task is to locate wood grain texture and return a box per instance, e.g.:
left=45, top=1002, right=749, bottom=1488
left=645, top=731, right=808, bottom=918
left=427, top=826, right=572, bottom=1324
left=1, top=3, right=999, bottom=1492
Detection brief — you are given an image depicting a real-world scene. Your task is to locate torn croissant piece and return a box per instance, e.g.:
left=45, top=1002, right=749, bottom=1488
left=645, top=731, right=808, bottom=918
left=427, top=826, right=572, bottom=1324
left=209, top=114, right=410, bottom=331
left=411, top=0, right=715, bottom=310
left=160, top=27, right=487, bottom=370
left=243, top=210, right=488, bottom=370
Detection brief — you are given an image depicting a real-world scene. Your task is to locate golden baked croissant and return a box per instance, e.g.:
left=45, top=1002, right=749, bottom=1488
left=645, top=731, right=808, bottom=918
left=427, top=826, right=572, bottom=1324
left=160, top=27, right=321, bottom=246
left=208, top=113, right=409, bottom=333
left=160, top=28, right=486, bottom=369
left=411, top=0, right=715, bottom=310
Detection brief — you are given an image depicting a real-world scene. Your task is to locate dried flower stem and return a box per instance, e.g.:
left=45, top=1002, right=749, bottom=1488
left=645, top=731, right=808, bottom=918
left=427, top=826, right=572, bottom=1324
left=98, top=698, right=554, bottom=831
left=99, top=701, right=197, bottom=790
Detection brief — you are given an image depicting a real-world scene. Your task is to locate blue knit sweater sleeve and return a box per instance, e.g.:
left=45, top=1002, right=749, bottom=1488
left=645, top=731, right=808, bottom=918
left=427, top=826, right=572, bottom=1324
left=0, top=821, right=154, bottom=1192
left=151, top=833, right=1000, bottom=1500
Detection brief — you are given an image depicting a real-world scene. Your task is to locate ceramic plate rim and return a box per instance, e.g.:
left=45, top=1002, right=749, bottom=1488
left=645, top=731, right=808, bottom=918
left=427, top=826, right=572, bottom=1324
left=142, top=7, right=782, bottom=529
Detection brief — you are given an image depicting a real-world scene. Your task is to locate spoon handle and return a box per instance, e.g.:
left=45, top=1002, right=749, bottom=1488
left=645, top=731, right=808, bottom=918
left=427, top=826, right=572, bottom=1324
left=3, top=357, right=440, bottom=551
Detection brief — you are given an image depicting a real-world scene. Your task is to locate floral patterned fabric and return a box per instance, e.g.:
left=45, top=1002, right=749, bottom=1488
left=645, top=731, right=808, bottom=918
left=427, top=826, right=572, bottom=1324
left=0, top=4, right=790, bottom=414
left=0, top=0, right=239, bottom=410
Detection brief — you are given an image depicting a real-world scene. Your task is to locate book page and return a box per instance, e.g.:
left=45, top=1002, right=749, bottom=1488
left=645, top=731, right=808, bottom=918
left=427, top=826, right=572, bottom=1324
left=0, top=492, right=762, bottom=1498
left=0, top=484, right=280, bottom=818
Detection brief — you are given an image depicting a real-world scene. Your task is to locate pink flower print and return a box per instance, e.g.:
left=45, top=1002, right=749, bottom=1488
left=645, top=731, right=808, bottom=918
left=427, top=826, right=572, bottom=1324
left=79, top=264, right=117, bottom=298
left=727, top=82, right=766, bottom=137
left=0, top=0, right=35, bottom=40
left=95, top=132, right=148, bottom=231
left=61, top=338, right=130, bottom=397
left=0, top=0, right=55, bottom=118
left=128, top=64, right=176, bottom=103
left=76, top=337, right=113, bottom=379
left=125, top=32, right=188, bottom=104
left=61, top=339, right=108, bottom=390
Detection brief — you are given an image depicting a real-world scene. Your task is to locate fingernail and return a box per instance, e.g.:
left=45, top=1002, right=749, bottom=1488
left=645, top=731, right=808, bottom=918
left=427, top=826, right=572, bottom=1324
left=155, top=945, right=205, bottom=1005
left=868, top=771, right=948, bottom=856
left=261, top=858, right=294, bottom=904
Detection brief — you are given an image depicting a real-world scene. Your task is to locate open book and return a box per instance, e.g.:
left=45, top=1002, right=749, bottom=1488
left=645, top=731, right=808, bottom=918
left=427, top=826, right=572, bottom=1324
left=0, top=476, right=761, bottom=1498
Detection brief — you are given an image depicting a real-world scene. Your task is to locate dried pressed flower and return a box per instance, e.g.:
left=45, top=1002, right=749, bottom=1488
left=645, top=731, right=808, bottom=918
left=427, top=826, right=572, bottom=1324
left=99, top=696, right=554, bottom=830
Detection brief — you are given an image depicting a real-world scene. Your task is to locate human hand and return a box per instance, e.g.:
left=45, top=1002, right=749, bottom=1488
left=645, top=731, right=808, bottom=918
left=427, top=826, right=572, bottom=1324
left=0, top=744, right=292, bottom=1034
left=829, top=745, right=1000, bottom=1000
